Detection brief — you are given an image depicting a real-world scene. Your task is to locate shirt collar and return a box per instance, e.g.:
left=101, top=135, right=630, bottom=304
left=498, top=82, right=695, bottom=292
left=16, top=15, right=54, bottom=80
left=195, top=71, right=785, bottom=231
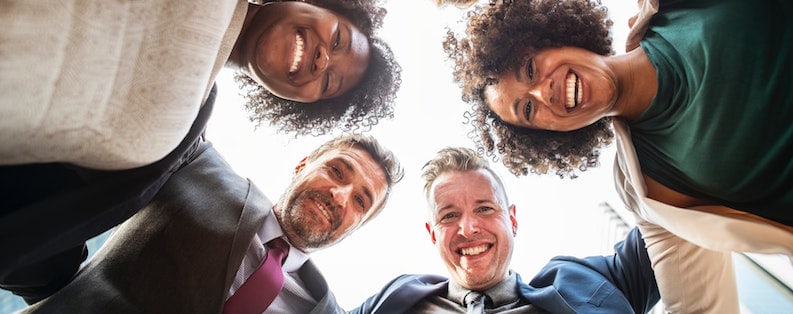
left=447, top=270, right=521, bottom=308
left=262, top=208, right=310, bottom=272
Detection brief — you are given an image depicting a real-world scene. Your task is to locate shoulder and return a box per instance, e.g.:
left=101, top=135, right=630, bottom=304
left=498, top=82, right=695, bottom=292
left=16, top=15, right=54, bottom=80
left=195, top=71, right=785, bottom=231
left=350, top=274, right=448, bottom=314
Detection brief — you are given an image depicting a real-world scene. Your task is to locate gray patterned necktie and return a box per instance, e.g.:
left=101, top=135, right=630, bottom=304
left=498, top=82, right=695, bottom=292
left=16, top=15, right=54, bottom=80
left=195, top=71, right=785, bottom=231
left=464, top=291, right=486, bottom=314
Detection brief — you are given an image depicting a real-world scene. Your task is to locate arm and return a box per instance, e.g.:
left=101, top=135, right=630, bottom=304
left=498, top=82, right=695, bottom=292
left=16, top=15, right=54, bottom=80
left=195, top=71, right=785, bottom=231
left=528, top=227, right=659, bottom=313
left=348, top=274, right=447, bottom=314
left=610, top=120, right=793, bottom=313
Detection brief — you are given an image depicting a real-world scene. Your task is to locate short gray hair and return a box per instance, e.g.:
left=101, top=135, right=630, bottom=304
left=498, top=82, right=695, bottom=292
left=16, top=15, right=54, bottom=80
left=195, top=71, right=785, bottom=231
left=421, top=147, right=508, bottom=207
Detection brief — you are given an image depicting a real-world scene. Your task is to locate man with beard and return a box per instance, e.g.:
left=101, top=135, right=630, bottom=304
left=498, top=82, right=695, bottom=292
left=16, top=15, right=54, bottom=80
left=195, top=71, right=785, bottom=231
left=1, top=0, right=401, bottom=303
left=20, top=134, right=403, bottom=313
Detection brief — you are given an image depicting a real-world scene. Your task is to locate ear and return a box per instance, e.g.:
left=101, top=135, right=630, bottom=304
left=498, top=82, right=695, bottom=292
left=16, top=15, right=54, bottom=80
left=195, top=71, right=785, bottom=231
left=294, top=157, right=308, bottom=175
left=508, top=204, right=518, bottom=236
left=425, top=222, right=436, bottom=244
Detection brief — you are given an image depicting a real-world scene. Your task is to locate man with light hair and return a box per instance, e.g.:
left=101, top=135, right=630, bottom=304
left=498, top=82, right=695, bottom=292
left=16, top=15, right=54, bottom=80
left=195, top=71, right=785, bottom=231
left=352, top=147, right=659, bottom=313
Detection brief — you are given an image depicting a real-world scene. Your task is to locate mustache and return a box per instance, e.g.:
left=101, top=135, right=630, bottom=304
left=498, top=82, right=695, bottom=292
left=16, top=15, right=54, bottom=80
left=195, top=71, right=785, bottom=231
left=303, top=190, right=341, bottom=223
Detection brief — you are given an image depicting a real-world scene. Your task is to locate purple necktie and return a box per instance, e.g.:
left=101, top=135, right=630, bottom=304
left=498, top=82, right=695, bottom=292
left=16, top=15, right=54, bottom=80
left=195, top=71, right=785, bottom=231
left=223, top=238, right=289, bottom=314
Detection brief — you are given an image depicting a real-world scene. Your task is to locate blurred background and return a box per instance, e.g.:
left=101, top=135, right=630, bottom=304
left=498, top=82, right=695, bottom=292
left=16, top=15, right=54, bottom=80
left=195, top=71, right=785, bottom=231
left=2, top=0, right=791, bottom=312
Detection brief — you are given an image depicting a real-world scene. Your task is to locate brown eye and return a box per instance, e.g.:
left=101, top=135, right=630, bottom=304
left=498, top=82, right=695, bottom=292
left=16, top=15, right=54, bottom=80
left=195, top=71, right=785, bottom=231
left=524, top=101, right=532, bottom=121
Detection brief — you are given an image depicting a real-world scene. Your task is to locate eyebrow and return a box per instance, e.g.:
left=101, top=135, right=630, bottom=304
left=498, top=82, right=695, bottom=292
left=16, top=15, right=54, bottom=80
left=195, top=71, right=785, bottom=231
left=329, top=24, right=354, bottom=97
left=511, top=61, right=527, bottom=121
left=512, top=98, right=522, bottom=120
left=337, top=157, right=373, bottom=208
left=344, top=24, right=353, bottom=53
left=514, top=61, right=525, bottom=83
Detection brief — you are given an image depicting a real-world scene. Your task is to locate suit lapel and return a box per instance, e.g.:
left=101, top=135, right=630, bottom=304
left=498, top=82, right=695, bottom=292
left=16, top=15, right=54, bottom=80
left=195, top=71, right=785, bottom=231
left=516, top=273, right=576, bottom=314
left=378, top=275, right=448, bottom=312
left=296, top=259, right=346, bottom=314
left=222, top=180, right=272, bottom=291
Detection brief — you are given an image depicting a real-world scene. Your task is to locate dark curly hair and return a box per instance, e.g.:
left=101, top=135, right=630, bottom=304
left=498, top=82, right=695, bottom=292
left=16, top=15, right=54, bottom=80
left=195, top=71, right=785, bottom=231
left=443, top=0, right=614, bottom=178
left=237, top=0, right=402, bottom=136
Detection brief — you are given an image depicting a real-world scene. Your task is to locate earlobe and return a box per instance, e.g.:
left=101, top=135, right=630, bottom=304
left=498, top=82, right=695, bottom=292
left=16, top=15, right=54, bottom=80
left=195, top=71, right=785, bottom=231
left=425, top=222, right=436, bottom=244
left=509, top=204, right=518, bottom=236
left=294, top=157, right=308, bottom=175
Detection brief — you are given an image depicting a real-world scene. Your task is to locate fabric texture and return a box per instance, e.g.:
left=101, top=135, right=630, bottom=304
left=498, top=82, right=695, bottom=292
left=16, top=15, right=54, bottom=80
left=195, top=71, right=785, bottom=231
left=0, top=0, right=246, bottom=169
left=614, top=0, right=793, bottom=312
left=223, top=238, right=289, bottom=314
left=632, top=0, right=793, bottom=225
left=351, top=228, right=659, bottom=314
left=18, top=144, right=344, bottom=314
left=464, top=291, right=485, bottom=314
left=0, top=86, right=216, bottom=303
left=0, top=0, right=247, bottom=303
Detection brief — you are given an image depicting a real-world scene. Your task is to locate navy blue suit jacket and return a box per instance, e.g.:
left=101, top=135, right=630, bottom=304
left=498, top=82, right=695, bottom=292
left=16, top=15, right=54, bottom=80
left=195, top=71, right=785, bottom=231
left=351, top=228, right=659, bottom=314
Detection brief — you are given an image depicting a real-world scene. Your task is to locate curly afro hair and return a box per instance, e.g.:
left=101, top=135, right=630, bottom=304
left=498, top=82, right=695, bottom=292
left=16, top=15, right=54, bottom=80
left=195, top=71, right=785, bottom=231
left=443, top=0, right=614, bottom=178
left=237, top=0, right=402, bottom=137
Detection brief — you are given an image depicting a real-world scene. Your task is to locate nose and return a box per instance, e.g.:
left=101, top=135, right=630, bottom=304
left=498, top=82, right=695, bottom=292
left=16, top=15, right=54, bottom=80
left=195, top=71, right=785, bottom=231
left=330, top=183, right=353, bottom=208
left=458, top=214, right=481, bottom=238
left=312, top=46, right=329, bottom=75
left=526, top=78, right=551, bottom=107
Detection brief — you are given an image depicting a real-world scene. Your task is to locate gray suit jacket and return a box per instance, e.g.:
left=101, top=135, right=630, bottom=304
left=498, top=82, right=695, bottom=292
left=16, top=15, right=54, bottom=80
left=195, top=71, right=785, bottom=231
left=23, top=143, right=343, bottom=313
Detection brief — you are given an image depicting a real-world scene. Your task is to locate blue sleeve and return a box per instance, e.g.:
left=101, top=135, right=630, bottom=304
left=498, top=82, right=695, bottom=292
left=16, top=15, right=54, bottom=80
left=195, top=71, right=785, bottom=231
left=529, top=227, right=660, bottom=313
left=602, top=227, right=660, bottom=313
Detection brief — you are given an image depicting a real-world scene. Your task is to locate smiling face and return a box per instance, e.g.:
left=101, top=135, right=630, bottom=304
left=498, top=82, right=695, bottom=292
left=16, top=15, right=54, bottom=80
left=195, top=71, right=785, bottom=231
left=276, top=146, right=387, bottom=252
left=484, top=46, right=618, bottom=132
left=241, top=1, right=371, bottom=103
left=426, top=169, right=517, bottom=290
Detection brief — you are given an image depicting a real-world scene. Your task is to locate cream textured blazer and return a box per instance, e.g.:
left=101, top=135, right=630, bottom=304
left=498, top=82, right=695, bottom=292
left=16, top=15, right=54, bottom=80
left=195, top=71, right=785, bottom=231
left=0, top=0, right=246, bottom=169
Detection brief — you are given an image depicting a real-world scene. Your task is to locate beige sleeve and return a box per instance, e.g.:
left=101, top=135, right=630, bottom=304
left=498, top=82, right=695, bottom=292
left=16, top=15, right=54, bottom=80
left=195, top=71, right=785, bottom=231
left=633, top=217, right=739, bottom=313
left=611, top=120, right=793, bottom=313
left=625, top=0, right=659, bottom=51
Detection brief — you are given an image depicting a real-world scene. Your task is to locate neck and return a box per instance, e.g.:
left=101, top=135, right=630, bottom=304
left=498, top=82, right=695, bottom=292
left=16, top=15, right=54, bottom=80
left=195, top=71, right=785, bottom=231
left=608, top=47, right=657, bottom=121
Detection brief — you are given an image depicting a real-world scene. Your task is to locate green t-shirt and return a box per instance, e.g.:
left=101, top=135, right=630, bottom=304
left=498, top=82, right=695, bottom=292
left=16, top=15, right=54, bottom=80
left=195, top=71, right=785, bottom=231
left=631, top=0, right=793, bottom=225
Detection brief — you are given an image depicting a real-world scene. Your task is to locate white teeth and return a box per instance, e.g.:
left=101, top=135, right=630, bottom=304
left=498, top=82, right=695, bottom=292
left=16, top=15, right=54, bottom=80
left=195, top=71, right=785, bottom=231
left=314, top=200, right=330, bottom=221
left=460, top=244, right=489, bottom=256
left=289, top=33, right=304, bottom=73
left=565, top=72, right=582, bottom=108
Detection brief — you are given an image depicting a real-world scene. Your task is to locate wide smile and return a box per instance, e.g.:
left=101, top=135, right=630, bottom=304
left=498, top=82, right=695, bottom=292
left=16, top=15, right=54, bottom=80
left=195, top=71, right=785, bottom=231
left=288, top=30, right=307, bottom=77
left=565, top=71, right=583, bottom=111
left=312, top=198, right=332, bottom=224
left=457, top=243, right=492, bottom=257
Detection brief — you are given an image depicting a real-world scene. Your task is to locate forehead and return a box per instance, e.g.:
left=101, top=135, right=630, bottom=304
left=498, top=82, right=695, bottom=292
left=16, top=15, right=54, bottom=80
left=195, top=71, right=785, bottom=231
left=313, top=146, right=387, bottom=189
left=430, top=170, right=502, bottom=206
left=484, top=71, right=522, bottom=126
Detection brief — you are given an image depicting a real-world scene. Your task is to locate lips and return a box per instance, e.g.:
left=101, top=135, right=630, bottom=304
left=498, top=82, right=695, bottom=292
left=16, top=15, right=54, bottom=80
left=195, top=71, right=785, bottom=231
left=565, top=71, right=582, bottom=110
left=457, top=243, right=492, bottom=256
left=312, top=198, right=332, bottom=224
left=288, top=30, right=306, bottom=75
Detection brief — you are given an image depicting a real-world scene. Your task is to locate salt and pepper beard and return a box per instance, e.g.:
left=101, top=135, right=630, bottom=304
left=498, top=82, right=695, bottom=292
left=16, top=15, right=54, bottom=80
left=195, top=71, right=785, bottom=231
left=275, top=189, right=343, bottom=252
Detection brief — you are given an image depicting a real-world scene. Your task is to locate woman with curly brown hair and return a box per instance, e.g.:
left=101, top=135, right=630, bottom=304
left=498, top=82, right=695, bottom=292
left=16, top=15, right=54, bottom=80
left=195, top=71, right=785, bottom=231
left=444, top=0, right=793, bottom=312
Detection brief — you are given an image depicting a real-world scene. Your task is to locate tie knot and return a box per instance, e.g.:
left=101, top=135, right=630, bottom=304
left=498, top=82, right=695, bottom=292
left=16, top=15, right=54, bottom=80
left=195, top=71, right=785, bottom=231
left=464, top=291, right=485, bottom=307
left=267, top=238, right=289, bottom=262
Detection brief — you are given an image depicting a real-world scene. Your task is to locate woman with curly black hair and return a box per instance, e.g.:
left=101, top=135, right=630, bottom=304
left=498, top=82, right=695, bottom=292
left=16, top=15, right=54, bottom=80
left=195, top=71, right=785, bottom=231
left=445, top=0, right=793, bottom=312
left=232, top=0, right=402, bottom=136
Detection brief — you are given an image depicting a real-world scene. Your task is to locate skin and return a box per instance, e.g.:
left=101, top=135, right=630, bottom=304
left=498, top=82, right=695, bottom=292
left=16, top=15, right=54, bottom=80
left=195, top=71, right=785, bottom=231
left=425, top=169, right=518, bottom=290
left=230, top=2, right=371, bottom=102
left=484, top=46, right=762, bottom=220
left=275, top=146, right=387, bottom=253
left=484, top=46, right=657, bottom=132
